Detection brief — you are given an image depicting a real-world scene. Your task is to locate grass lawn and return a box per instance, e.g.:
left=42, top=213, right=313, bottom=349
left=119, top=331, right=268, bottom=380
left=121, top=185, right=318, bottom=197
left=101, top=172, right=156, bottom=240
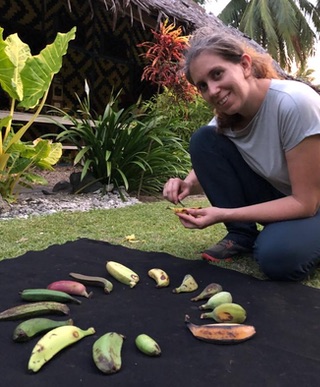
left=1, top=195, right=319, bottom=289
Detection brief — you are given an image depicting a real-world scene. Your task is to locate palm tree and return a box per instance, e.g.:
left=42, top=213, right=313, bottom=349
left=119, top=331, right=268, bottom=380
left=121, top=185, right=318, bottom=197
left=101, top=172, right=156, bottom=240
left=216, top=0, right=320, bottom=71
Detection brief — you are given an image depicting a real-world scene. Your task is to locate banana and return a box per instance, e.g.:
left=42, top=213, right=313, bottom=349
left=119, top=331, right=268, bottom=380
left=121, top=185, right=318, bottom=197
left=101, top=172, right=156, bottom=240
left=28, top=325, right=95, bottom=373
left=135, top=334, right=161, bottom=356
left=208, top=302, right=247, bottom=323
left=191, top=283, right=223, bottom=302
left=0, top=301, right=70, bottom=321
left=172, top=274, right=198, bottom=293
left=20, top=288, right=82, bottom=304
left=47, top=280, right=92, bottom=298
left=185, top=315, right=256, bottom=344
left=13, top=318, right=74, bottom=342
left=199, top=291, right=233, bottom=310
left=92, top=332, right=125, bottom=374
left=148, top=268, right=170, bottom=288
left=69, top=272, right=113, bottom=294
left=106, top=261, right=139, bottom=288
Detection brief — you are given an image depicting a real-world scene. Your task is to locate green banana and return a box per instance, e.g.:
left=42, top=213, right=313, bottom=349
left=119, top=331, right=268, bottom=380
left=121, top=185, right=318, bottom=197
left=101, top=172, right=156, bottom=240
left=199, top=291, right=233, bottom=310
left=135, top=334, right=161, bottom=356
left=106, top=261, right=139, bottom=288
left=172, top=274, right=198, bottom=293
left=191, top=283, right=223, bottom=301
left=13, top=318, right=74, bottom=342
left=0, top=301, right=70, bottom=321
left=69, top=272, right=113, bottom=294
left=202, top=303, right=247, bottom=323
left=20, top=288, right=82, bottom=304
left=92, top=332, right=125, bottom=374
left=28, top=325, right=95, bottom=373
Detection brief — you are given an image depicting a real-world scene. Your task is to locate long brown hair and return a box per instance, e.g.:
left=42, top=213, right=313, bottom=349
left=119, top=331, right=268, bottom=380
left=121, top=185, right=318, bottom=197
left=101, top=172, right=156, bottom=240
left=183, top=28, right=281, bottom=131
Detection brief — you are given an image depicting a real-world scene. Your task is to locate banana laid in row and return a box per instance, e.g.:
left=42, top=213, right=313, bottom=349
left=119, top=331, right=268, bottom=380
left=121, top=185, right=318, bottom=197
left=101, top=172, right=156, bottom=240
left=69, top=272, right=113, bottom=294
left=28, top=325, right=95, bottom=373
left=106, top=261, right=139, bottom=288
left=92, top=332, right=125, bottom=374
left=199, top=291, right=233, bottom=310
left=13, top=317, right=74, bottom=342
left=20, top=288, right=82, bottom=304
left=191, top=282, right=223, bottom=302
left=172, top=274, right=198, bottom=293
left=200, top=302, right=247, bottom=323
left=47, top=280, right=92, bottom=298
left=185, top=315, right=255, bottom=344
left=148, top=268, right=170, bottom=288
left=0, top=301, right=70, bottom=321
left=135, top=334, right=161, bottom=356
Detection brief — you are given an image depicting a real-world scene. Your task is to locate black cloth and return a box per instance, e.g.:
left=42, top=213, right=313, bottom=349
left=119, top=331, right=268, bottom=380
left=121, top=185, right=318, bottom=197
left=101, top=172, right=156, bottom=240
left=0, top=238, right=319, bottom=387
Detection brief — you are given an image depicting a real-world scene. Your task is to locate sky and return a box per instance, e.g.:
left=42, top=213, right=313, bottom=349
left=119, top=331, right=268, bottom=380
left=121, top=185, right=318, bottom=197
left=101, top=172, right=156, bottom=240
left=204, top=0, right=320, bottom=83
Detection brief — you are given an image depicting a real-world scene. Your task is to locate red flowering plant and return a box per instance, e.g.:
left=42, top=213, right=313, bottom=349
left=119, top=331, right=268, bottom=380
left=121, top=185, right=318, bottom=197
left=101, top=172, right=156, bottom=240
left=137, top=20, right=197, bottom=102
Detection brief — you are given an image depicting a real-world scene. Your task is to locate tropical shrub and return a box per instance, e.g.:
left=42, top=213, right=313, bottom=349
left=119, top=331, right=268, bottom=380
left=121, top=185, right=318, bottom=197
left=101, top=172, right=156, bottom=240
left=50, top=92, right=190, bottom=197
left=0, top=26, right=76, bottom=202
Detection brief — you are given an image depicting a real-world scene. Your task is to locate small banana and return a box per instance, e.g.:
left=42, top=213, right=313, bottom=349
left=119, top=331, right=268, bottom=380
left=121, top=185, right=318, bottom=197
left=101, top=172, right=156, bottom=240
left=135, top=334, right=161, bottom=356
left=148, top=268, right=170, bottom=288
left=191, top=283, right=223, bottom=302
left=0, top=301, right=70, bottom=321
left=28, top=325, right=95, bottom=373
left=202, top=303, right=247, bottom=323
left=13, top=318, right=74, bottom=342
left=106, top=261, right=139, bottom=288
left=47, top=280, right=92, bottom=298
left=92, top=332, right=125, bottom=374
left=199, top=291, right=233, bottom=310
left=185, top=315, right=256, bottom=344
left=69, top=272, right=113, bottom=294
left=172, top=274, right=198, bottom=293
left=20, top=288, right=82, bottom=304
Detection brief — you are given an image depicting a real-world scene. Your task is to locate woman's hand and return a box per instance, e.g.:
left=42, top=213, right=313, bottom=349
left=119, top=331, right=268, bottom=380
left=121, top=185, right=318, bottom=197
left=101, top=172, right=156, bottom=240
left=163, top=178, right=193, bottom=204
left=175, top=207, right=221, bottom=229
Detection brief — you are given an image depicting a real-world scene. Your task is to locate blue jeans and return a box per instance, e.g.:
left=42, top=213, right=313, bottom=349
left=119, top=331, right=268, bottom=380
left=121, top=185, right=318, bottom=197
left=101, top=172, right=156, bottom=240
left=189, top=125, right=320, bottom=281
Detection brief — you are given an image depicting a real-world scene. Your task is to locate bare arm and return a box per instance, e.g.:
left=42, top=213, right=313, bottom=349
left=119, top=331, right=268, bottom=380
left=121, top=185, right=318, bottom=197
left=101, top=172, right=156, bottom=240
left=177, top=136, right=320, bottom=228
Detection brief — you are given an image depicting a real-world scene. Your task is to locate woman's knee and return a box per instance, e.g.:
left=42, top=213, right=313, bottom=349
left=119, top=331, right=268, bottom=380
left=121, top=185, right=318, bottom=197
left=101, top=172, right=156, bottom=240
left=189, top=125, right=217, bottom=155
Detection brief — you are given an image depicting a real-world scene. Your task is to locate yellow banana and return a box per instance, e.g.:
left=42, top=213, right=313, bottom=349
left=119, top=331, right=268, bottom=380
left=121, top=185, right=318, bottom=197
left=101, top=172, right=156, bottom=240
left=28, top=325, right=95, bottom=373
left=92, top=332, right=125, bottom=374
left=106, top=261, right=139, bottom=288
left=172, top=274, right=198, bottom=293
left=148, top=268, right=170, bottom=288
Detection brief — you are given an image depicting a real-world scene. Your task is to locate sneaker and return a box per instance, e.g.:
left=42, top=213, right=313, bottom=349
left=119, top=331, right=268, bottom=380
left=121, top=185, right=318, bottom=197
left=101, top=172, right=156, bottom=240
left=202, top=238, right=253, bottom=262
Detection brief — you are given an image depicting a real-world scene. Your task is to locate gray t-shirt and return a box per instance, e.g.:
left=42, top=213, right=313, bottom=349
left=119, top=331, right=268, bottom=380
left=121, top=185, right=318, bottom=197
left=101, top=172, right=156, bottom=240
left=209, top=79, right=320, bottom=195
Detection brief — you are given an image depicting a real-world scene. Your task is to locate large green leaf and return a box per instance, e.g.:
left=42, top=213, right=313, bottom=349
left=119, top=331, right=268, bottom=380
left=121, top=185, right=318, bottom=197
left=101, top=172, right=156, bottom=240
left=19, top=26, right=76, bottom=109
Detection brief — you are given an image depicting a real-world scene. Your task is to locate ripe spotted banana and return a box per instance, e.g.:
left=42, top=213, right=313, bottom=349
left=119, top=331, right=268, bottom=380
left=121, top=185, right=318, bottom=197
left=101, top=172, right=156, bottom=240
left=191, top=282, right=223, bottom=302
left=148, top=268, right=170, bottom=288
left=0, top=301, right=70, bottom=321
left=69, top=272, right=113, bottom=294
left=185, top=315, right=256, bottom=344
left=135, top=334, right=161, bottom=356
left=206, top=302, right=247, bottom=323
left=20, top=288, right=82, bottom=304
left=106, top=261, right=139, bottom=288
left=28, top=325, right=95, bottom=372
left=92, top=332, right=125, bottom=374
left=13, top=317, right=74, bottom=342
left=172, top=274, right=198, bottom=293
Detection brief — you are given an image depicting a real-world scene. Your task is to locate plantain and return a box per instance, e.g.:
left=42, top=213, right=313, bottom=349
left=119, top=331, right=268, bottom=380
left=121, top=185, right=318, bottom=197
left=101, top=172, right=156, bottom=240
left=106, top=261, right=139, bottom=288
left=92, top=332, right=125, bottom=374
left=13, top=318, right=74, bottom=342
left=209, top=303, right=247, bottom=323
left=172, top=274, right=198, bottom=293
left=191, top=282, right=223, bottom=302
left=20, top=288, right=81, bottom=304
left=148, top=268, right=170, bottom=288
left=0, top=301, right=70, bottom=321
left=28, top=325, right=95, bottom=372
left=185, top=315, right=256, bottom=344
left=135, top=334, right=161, bottom=356
left=69, top=272, right=113, bottom=294
left=199, top=291, right=233, bottom=310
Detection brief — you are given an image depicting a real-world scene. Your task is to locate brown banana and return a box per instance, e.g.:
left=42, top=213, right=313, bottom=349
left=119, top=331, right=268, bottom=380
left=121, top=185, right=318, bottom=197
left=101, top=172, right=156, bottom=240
left=0, top=302, right=70, bottom=321
left=69, top=272, right=113, bottom=294
left=185, top=315, right=256, bottom=344
left=191, top=283, right=223, bottom=302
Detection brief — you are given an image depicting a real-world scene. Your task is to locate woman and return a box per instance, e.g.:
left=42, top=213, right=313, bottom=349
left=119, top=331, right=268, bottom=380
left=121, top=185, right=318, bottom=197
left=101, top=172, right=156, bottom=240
left=163, top=28, right=320, bottom=281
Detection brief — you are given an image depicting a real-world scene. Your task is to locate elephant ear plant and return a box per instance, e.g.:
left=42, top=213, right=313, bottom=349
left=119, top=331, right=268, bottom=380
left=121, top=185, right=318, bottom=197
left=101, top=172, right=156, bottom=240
left=0, top=26, right=76, bottom=202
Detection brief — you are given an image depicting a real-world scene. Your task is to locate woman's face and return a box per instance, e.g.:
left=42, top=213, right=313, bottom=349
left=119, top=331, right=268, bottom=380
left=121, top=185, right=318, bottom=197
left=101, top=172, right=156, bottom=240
left=189, top=50, right=252, bottom=116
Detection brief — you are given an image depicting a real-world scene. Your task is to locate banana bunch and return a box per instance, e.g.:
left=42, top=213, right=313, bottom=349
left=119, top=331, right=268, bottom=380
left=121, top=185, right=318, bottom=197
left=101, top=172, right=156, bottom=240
left=28, top=325, right=95, bottom=372
left=185, top=315, right=256, bottom=344
left=92, top=332, right=125, bottom=374
left=148, top=268, right=170, bottom=288
left=106, top=261, right=139, bottom=288
left=135, top=334, right=161, bottom=356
